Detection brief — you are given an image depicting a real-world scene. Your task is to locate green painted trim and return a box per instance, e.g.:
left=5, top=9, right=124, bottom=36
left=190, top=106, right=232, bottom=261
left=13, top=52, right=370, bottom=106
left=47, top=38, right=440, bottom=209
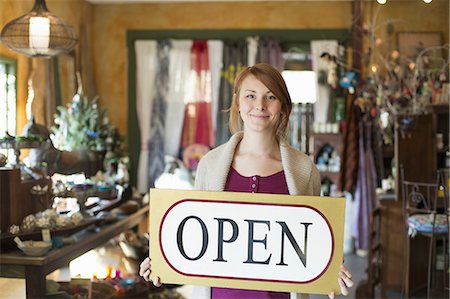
left=126, top=28, right=351, bottom=188
left=127, top=35, right=139, bottom=188
left=126, top=29, right=351, bottom=46
left=0, top=56, right=16, bottom=64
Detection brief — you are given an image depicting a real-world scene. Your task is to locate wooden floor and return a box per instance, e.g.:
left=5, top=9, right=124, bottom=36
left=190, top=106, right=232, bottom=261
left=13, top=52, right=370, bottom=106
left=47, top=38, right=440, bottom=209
left=0, top=278, right=26, bottom=299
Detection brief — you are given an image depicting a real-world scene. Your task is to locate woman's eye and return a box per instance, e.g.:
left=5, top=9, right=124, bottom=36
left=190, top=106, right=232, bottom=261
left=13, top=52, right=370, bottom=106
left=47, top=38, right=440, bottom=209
left=267, top=95, right=277, bottom=101
left=246, top=94, right=255, bottom=99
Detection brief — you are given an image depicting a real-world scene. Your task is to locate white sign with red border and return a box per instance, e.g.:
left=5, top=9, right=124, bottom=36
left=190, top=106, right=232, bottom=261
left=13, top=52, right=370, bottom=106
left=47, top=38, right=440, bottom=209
left=149, top=189, right=345, bottom=295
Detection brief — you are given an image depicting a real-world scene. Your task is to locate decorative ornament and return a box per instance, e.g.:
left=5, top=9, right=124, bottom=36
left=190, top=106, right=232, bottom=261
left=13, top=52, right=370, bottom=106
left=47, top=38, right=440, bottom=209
left=339, top=71, right=358, bottom=94
left=51, top=73, right=120, bottom=152
left=0, top=153, right=7, bottom=167
left=70, top=212, right=83, bottom=225
left=320, top=52, right=339, bottom=89
left=55, top=215, right=71, bottom=228
left=36, top=217, right=52, bottom=229
left=20, top=214, right=37, bottom=232
left=9, top=224, right=20, bottom=235
left=42, top=208, right=57, bottom=219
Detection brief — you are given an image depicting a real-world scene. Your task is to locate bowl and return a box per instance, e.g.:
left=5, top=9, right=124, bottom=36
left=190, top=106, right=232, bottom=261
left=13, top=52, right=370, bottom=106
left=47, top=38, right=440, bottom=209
left=18, top=241, right=52, bottom=256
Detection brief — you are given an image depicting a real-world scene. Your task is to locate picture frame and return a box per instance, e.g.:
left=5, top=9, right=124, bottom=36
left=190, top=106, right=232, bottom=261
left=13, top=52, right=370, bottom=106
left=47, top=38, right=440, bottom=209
left=397, top=32, right=443, bottom=60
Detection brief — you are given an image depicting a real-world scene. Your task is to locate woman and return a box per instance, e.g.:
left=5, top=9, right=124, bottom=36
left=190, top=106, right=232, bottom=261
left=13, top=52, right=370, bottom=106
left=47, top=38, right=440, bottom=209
left=140, top=63, right=353, bottom=298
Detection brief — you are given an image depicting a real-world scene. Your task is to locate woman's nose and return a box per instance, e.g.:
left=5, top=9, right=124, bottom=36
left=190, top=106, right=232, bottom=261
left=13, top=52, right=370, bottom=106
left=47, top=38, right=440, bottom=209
left=254, top=97, right=266, bottom=110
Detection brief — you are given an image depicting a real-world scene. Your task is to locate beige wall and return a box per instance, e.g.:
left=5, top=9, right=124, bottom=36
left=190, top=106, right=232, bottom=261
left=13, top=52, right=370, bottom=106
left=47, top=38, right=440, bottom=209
left=1, top=0, right=448, bottom=138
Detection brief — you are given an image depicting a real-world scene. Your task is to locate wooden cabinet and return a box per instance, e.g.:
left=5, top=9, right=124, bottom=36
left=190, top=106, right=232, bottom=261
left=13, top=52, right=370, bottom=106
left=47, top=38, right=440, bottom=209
left=379, top=105, right=449, bottom=295
left=379, top=198, right=429, bottom=296
left=0, top=168, right=52, bottom=233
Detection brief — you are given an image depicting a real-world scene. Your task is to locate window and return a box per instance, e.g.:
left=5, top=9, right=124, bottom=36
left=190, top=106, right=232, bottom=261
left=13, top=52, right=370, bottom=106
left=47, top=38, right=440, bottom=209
left=0, top=57, right=17, bottom=160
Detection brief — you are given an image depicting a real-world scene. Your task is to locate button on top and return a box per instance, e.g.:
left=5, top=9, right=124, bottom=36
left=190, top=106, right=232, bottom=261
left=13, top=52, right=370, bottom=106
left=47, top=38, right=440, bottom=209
left=252, top=176, right=257, bottom=181
left=251, top=183, right=256, bottom=188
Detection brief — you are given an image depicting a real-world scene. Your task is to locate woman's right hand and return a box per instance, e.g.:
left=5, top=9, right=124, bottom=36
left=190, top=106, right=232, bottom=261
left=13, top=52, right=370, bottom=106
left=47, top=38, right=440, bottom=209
left=139, top=257, right=162, bottom=286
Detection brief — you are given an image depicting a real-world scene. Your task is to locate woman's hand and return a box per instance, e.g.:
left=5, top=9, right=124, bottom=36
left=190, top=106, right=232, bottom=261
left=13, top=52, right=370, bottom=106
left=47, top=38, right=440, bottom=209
left=139, top=257, right=162, bottom=287
left=328, top=264, right=353, bottom=298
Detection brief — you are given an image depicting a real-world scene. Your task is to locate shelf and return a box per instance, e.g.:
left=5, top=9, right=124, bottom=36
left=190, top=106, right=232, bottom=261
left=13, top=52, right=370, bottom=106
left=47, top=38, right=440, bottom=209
left=0, top=205, right=149, bottom=298
left=427, top=103, right=450, bottom=114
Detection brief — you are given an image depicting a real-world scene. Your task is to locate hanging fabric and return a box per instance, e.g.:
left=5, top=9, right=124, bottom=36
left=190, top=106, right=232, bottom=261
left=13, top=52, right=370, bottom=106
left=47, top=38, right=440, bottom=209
left=180, top=40, right=214, bottom=149
left=164, top=40, right=192, bottom=158
left=216, top=41, right=248, bottom=146
left=246, top=36, right=258, bottom=67
left=339, top=94, right=361, bottom=193
left=255, top=39, right=284, bottom=71
left=135, top=40, right=157, bottom=193
left=148, top=40, right=171, bottom=188
left=352, top=114, right=378, bottom=250
left=207, top=40, right=224, bottom=138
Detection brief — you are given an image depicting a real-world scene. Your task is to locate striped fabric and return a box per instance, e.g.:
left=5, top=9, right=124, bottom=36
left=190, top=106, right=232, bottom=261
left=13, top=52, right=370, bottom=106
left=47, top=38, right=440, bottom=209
left=338, top=93, right=361, bottom=193
left=147, top=40, right=171, bottom=188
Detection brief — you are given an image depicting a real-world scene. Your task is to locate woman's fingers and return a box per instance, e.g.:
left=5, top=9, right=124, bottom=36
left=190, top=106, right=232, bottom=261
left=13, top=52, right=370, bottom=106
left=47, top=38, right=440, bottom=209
left=339, top=271, right=354, bottom=287
left=340, top=264, right=353, bottom=279
left=328, top=291, right=335, bottom=299
left=139, top=257, right=150, bottom=277
left=153, top=276, right=162, bottom=287
left=138, top=257, right=162, bottom=287
left=143, top=269, right=151, bottom=281
left=338, top=277, right=349, bottom=296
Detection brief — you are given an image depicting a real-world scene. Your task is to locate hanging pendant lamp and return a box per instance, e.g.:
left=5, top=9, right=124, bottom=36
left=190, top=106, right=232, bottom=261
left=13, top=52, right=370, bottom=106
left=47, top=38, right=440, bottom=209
left=0, top=0, right=78, bottom=57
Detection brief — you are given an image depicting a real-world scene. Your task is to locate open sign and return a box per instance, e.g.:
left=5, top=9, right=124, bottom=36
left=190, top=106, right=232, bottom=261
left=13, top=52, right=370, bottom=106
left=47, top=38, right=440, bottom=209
left=150, top=189, right=345, bottom=295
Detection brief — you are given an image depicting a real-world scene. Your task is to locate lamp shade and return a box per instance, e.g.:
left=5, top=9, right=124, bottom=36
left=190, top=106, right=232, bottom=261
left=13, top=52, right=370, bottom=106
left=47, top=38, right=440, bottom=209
left=282, top=70, right=318, bottom=104
left=0, top=0, right=77, bottom=57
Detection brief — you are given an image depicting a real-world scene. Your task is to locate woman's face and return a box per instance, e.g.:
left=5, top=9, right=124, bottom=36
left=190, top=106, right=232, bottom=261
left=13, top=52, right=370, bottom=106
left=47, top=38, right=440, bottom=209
left=238, top=75, right=282, bottom=135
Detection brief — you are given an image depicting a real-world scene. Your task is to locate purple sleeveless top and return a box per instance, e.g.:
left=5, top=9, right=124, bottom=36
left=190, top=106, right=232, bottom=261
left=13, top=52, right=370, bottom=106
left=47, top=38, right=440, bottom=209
left=211, top=167, right=290, bottom=299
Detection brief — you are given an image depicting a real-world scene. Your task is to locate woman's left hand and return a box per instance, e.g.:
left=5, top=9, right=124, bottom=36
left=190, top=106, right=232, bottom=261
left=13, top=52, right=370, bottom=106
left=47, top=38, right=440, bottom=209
left=328, top=264, right=353, bottom=298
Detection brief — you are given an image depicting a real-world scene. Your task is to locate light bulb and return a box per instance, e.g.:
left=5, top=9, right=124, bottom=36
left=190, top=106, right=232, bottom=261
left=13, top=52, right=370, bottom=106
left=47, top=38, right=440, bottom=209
left=29, top=17, right=50, bottom=55
left=423, top=0, right=432, bottom=3
left=371, top=65, right=378, bottom=73
left=377, top=0, right=387, bottom=4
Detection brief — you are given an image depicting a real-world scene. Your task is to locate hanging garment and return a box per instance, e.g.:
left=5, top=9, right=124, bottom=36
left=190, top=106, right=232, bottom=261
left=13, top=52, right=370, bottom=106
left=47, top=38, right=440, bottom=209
left=246, top=36, right=258, bottom=67
left=135, top=40, right=157, bottom=193
left=338, top=93, right=361, bottom=193
left=207, top=40, right=224, bottom=139
left=164, top=40, right=192, bottom=158
left=180, top=40, right=214, bottom=149
left=147, top=40, right=171, bottom=188
left=255, top=39, right=284, bottom=71
left=216, top=41, right=248, bottom=146
left=352, top=114, right=378, bottom=250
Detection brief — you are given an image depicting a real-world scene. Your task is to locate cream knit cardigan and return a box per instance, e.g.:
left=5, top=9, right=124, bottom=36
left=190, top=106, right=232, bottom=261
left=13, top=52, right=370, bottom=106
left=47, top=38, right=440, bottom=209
left=191, top=131, right=321, bottom=299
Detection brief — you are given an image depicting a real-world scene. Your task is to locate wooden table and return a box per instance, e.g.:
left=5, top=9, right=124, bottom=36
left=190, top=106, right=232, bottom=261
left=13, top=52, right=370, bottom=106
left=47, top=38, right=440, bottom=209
left=0, top=205, right=149, bottom=298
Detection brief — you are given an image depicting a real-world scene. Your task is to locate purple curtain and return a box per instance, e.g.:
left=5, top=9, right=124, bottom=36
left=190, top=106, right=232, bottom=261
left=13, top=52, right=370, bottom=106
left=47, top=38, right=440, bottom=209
left=255, top=39, right=284, bottom=71
left=352, top=114, right=378, bottom=250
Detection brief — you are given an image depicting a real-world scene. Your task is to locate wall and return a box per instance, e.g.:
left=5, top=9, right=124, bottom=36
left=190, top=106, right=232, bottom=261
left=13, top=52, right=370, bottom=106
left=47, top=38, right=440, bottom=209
left=0, top=0, right=448, bottom=138
left=363, top=0, right=449, bottom=73
left=90, top=1, right=352, bottom=136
